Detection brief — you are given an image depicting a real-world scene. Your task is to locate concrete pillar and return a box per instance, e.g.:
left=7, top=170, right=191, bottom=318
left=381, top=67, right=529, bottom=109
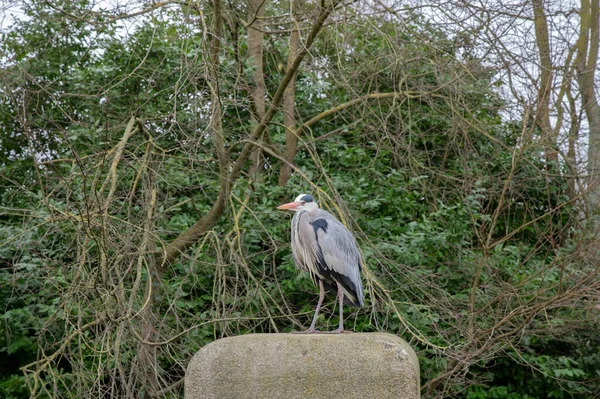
left=185, top=333, right=419, bottom=399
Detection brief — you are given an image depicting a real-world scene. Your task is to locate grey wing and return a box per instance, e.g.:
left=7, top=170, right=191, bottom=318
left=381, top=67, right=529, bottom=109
left=315, top=211, right=364, bottom=306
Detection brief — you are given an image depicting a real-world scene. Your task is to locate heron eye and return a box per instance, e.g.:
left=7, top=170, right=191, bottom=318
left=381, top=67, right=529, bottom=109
left=301, top=201, right=306, bottom=205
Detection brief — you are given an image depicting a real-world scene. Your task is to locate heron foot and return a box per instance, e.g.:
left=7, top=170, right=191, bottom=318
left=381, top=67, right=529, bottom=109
left=325, top=328, right=353, bottom=334
left=292, top=328, right=321, bottom=334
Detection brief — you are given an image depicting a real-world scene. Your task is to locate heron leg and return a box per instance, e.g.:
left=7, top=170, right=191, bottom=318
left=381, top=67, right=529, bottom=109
left=328, top=282, right=346, bottom=334
left=305, top=280, right=325, bottom=333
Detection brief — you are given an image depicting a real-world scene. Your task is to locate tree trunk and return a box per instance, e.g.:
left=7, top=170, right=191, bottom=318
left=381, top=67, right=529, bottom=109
left=248, top=0, right=266, bottom=179
left=575, top=0, right=600, bottom=214
left=532, top=0, right=557, bottom=162
left=278, top=10, right=300, bottom=187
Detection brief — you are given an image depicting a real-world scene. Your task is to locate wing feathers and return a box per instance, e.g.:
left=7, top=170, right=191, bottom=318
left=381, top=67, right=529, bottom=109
left=313, top=212, right=364, bottom=306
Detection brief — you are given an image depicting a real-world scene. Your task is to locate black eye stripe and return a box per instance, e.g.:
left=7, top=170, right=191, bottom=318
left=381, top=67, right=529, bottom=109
left=300, top=195, right=313, bottom=203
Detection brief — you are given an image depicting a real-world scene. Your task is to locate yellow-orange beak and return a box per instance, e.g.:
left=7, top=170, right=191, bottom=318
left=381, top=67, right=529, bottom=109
left=277, top=201, right=301, bottom=210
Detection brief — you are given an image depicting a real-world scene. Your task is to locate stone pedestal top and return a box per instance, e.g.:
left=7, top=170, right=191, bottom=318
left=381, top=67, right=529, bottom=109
left=185, top=332, right=419, bottom=399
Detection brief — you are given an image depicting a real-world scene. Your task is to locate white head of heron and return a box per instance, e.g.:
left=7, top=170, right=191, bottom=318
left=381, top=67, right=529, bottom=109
left=277, top=194, right=318, bottom=214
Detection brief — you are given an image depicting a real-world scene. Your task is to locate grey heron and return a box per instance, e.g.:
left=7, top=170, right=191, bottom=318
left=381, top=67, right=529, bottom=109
left=277, top=194, right=364, bottom=333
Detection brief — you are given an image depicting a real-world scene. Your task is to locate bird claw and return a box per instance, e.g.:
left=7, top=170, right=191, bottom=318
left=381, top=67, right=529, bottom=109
left=292, top=328, right=321, bottom=334
left=325, top=328, right=352, bottom=334
left=290, top=328, right=353, bottom=334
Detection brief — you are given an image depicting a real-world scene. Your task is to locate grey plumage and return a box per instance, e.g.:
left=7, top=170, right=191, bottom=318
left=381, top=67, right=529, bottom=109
left=278, top=194, right=364, bottom=333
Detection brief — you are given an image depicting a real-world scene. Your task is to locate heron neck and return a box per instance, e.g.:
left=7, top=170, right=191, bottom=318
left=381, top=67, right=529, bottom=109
left=306, top=205, right=319, bottom=217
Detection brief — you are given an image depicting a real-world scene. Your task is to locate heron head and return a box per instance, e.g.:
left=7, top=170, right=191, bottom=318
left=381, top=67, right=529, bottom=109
left=277, top=194, right=318, bottom=212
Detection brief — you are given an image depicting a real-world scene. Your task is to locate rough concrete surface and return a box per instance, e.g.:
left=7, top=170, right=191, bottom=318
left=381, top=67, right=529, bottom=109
left=185, top=332, right=419, bottom=399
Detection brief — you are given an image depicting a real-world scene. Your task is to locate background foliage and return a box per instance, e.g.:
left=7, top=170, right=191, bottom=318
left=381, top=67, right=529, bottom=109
left=1, top=0, right=599, bottom=398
